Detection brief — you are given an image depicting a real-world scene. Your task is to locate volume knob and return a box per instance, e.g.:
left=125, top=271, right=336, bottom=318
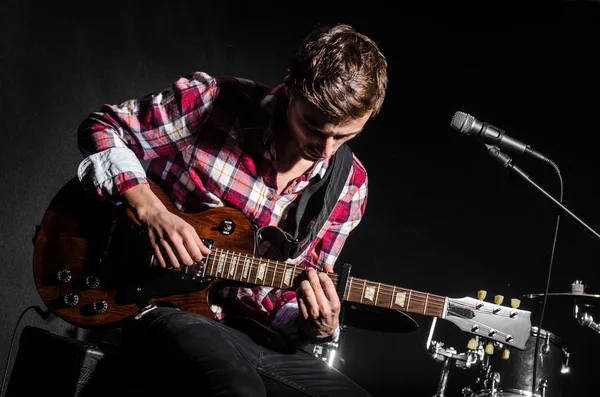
left=92, top=300, right=108, bottom=314
left=85, top=276, right=101, bottom=289
left=63, top=293, right=79, bottom=307
left=57, top=269, right=72, bottom=283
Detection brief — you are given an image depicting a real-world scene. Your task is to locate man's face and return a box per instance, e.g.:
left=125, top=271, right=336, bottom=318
left=286, top=94, right=371, bottom=162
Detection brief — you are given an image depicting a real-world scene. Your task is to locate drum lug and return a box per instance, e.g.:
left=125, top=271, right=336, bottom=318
left=561, top=350, right=571, bottom=374
left=542, top=332, right=551, bottom=355
left=538, top=379, right=549, bottom=397
left=491, top=371, right=501, bottom=390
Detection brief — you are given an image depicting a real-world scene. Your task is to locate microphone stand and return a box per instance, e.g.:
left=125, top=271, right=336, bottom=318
left=484, top=144, right=600, bottom=243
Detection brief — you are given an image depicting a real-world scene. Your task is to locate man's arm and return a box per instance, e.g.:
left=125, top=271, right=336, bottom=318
left=77, top=71, right=217, bottom=199
left=77, top=72, right=218, bottom=267
left=123, top=183, right=211, bottom=269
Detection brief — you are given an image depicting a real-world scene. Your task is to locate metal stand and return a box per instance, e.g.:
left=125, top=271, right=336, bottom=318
left=426, top=318, right=483, bottom=397
left=572, top=281, right=600, bottom=335
left=485, top=145, right=600, bottom=244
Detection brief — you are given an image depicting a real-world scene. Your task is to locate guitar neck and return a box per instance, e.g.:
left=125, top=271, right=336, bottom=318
left=204, top=248, right=447, bottom=318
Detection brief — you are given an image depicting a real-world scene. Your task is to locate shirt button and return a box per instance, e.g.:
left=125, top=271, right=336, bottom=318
left=266, top=193, right=275, bottom=201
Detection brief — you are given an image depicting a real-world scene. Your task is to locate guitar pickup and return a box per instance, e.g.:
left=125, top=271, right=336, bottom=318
left=181, top=238, right=214, bottom=280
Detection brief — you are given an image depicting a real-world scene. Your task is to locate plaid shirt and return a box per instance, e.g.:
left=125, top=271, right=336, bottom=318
left=77, top=72, right=368, bottom=338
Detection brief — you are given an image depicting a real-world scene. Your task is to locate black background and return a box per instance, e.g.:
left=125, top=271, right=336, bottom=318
left=2, top=1, right=600, bottom=395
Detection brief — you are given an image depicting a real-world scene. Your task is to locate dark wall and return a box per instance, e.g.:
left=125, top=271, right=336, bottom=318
left=2, top=1, right=600, bottom=396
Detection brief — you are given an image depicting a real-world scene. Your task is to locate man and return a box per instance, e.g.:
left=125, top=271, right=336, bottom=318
left=77, top=23, right=387, bottom=396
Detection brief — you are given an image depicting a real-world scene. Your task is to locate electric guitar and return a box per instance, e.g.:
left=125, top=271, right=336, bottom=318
left=33, top=177, right=532, bottom=350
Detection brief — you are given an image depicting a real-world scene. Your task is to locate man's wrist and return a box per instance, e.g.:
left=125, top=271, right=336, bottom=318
left=124, top=183, right=166, bottom=223
left=313, top=326, right=340, bottom=345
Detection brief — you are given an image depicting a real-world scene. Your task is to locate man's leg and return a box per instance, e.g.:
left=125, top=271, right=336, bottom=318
left=122, top=307, right=370, bottom=396
left=258, top=345, right=372, bottom=397
left=122, top=307, right=267, bottom=396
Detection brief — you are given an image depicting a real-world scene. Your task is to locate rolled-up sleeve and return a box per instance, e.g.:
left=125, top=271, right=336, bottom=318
left=77, top=71, right=218, bottom=199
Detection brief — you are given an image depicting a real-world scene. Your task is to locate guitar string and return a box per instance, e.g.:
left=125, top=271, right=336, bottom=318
left=202, top=249, right=521, bottom=340
left=206, top=249, right=516, bottom=316
left=207, top=249, right=446, bottom=304
left=204, top=249, right=519, bottom=316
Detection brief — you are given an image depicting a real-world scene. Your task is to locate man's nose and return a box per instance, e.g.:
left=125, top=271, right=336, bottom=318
left=322, top=136, right=336, bottom=158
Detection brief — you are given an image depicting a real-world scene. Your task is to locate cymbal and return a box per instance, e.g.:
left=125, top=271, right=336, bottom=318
left=521, top=292, right=600, bottom=307
left=341, top=302, right=419, bottom=333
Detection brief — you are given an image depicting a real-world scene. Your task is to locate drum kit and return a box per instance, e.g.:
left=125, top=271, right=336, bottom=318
left=426, top=280, right=600, bottom=397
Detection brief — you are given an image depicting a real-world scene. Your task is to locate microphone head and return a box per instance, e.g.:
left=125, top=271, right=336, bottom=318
left=450, top=111, right=475, bottom=134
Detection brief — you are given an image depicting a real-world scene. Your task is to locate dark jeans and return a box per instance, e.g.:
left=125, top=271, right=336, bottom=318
left=120, top=307, right=371, bottom=397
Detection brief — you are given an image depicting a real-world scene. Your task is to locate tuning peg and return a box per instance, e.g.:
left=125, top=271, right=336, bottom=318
left=510, top=298, right=521, bottom=309
left=494, top=295, right=504, bottom=305
left=485, top=342, right=494, bottom=355
left=502, top=348, right=510, bottom=360
left=467, top=337, right=478, bottom=350
left=478, top=290, right=487, bottom=300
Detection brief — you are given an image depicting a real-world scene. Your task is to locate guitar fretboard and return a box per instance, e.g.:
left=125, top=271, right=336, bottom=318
left=205, top=249, right=446, bottom=318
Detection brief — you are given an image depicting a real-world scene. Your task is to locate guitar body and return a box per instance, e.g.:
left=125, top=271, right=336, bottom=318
left=33, top=177, right=256, bottom=329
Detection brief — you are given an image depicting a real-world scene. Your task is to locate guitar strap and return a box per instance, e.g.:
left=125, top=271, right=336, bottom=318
left=287, top=143, right=353, bottom=259
left=256, top=143, right=353, bottom=261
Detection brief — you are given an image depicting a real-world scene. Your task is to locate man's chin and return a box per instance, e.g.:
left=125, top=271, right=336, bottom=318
left=300, top=146, right=331, bottom=162
left=301, top=152, right=326, bottom=162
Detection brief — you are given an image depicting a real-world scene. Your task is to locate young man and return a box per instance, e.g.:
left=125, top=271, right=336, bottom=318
left=77, top=23, right=387, bottom=396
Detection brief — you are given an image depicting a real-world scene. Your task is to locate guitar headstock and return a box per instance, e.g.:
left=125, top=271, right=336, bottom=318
left=445, top=292, right=531, bottom=350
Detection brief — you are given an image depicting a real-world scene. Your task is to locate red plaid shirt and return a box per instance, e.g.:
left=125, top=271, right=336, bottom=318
left=77, top=72, right=368, bottom=337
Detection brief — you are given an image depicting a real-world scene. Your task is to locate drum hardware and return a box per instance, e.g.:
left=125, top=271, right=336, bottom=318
left=574, top=303, right=600, bottom=335
left=465, top=327, right=570, bottom=397
left=426, top=318, right=484, bottom=397
left=427, top=290, right=526, bottom=397
left=523, top=280, right=600, bottom=335
left=522, top=280, right=600, bottom=308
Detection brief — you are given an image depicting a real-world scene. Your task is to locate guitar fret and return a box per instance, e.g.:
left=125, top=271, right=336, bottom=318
left=234, top=253, right=240, bottom=280
left=228, top=252, right=238, bottom=278
left=346, top=277, right=352, bottom=301
left=271, top=260, right=277, bottom=287
left=293, top=263, right=297, bottom=281
left=423, top=294, right=429, bottom=314
left=281, top=264, right=291, bottom=289
left=360, top=279, right=366, bottom=303
left=390, top=286, right=395, bottom=309
left=364, top=282, right=376, bottom=302
left=407, top=290, right=412, bottom=310
left=256, top=261, right=266, bottom=283
left=394, top=289, right=407, bottom=309
left=242, top=255, right=250, bottom=280
left=374, top=282, right=380, bottom=306
left=208, top=252, right=215, bottom=276
left=216, top=250, right=227, bottom=276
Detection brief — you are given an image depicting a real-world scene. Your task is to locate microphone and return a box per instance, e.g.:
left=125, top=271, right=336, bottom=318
left=450, top=111, right=549, bottom=162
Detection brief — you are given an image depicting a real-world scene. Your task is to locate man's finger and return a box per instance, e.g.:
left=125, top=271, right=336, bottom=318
left=306, top=268, right=327, bottom=308
left=318, top=272, right=338, bottom=304
left=182, top=233, right=204, bottom=263
left=299, top=280, right=320, bottom=319
left=153, top=245, right=167, bottom=268
left=296, top=289, right=309, bottom=319
left=159, top=239, right=181, bottom=269
left=191, top=226, right=211, bottom=256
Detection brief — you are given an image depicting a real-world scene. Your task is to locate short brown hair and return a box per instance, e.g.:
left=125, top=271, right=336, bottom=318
left=288, top=24, right=388, bottom=122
